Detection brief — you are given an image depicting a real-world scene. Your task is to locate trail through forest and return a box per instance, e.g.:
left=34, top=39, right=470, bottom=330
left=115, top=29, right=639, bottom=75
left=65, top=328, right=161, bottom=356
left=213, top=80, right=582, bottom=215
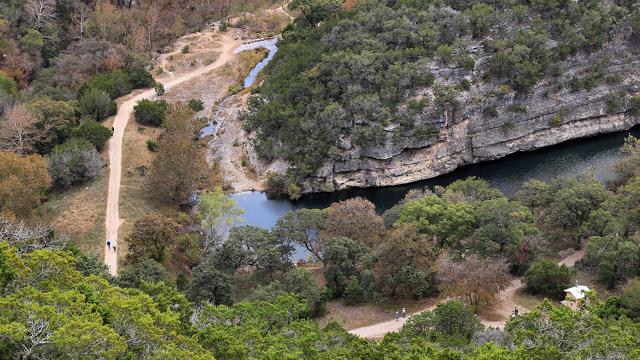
left=349, top=249, right=586, bottom=338
left=104, top=31, right=241, bottom=275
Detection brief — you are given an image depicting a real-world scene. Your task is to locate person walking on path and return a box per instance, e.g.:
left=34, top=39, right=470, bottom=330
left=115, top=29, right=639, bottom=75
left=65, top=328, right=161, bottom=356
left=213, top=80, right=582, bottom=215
left=113, top=246, right=116, bottom=252
left=402, top=307, right=406, bottom=318
left=106, top=240, right=111, bottom=250
left=395, top=311, right=400, bottom=321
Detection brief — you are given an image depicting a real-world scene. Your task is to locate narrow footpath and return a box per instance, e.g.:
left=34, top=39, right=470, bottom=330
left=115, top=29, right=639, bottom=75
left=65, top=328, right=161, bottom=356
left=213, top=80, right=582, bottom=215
left=104, top=31, right=241, bottom=275
left=349, top=248, right=586, bottom=338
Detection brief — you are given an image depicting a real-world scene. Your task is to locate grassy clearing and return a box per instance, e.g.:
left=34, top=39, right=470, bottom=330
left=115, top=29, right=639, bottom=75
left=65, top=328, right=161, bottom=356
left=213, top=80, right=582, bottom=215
left=38, top=170, right=108, bottom=257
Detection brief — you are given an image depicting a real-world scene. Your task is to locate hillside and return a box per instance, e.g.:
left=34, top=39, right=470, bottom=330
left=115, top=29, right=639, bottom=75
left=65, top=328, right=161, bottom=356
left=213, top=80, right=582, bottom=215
left=246, top=0, right=640, bottom=195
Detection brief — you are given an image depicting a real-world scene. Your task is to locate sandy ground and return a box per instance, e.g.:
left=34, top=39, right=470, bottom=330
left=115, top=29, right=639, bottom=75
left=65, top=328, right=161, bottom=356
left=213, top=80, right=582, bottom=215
left=104, top=30, right=242, bottom=275
left=348, top=247, right=587, bottom=338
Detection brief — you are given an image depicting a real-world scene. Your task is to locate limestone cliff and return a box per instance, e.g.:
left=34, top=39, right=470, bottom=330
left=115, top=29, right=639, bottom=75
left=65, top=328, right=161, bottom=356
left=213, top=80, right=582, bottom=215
left=301, top=45, right=640, bottom=193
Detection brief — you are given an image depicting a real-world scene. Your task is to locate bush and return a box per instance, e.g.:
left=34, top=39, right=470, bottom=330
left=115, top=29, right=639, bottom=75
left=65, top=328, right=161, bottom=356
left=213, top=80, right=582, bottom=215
left=146, top=139, right=159, bottom=152
left=188, top=99, right=204, bottom=111
left=484, top=106, right=498, bottom=118
left=523, top=260, right=575, bottom=300
left=228, top=82, right=243, bottom=95
left=71, top=120, right=112, bottom=151
left=181, top=45, right=190, bottom=53
left=605, top=92, right=626, bottom=113
left=80, top=70, right=133, bottom=99
left=79, top=88, right=116, bottom=121
left=48, top=138, right=105, bottom=188
left=630, top=95, right=640, bottom=115
left=134, top=99, right=169, bottom=126
left=125, top=65, right=155, bottom=88
left=154, top=82, right=165, bottom=96
left=265, top=173, right=289, bottom=199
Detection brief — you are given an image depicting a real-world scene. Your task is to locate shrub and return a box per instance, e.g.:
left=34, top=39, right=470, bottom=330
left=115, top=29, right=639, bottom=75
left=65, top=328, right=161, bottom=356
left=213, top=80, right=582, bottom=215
left=188, top=99, right=204, bottom=111
left=80, top=70, right=133, bottom=99
left=48, top=138, right=104, bottom=188
left=549, top=112, right=563, bottom=126
left=154, top=82, right=165, bottom=96
left=484, top=106, right=498, bottom=118
left=605, top=92, right=626, bottom=113
left=71, top=120, right=112, bottom=151
left=265, top=172, right=289, bottom=199
left=79, top=88, right=116, bottom=121
left=501, top=121, right=515, bottom=133
left=134, top=99, right=169, bottom=126
left=228, top=82, right=243, bottom=95
left=459, top=79, right=471, bottom=91
left=523, top=260, right=575, bottom=300
left=630, top=95, right=640, bottom=115
left=125, top=65, right=155, bottom=88
left=146, top=139, right=159, bottom=152
left=219, top=22, right=228, bottom=32
left=181, top=45, right=190, bottom=53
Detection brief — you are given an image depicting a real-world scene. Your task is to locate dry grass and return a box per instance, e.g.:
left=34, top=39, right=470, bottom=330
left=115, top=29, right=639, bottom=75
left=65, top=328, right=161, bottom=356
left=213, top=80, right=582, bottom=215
left=39, top=175, right=108, bottom=256
left=117, top=118, right=177, bottom=264
left=318, top=296, right=440, bottom=330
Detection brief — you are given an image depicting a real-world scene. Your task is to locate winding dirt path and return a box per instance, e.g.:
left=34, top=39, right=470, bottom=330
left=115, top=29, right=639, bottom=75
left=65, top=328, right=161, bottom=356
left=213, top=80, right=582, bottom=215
left=104, top=31, right=241, bottom=275
left=349, top=249, right=586, bottom=338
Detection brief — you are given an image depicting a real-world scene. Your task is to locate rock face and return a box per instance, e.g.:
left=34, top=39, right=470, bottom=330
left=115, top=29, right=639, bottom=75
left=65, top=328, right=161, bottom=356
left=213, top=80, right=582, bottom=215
left=301, top=46, right=640, bottom=193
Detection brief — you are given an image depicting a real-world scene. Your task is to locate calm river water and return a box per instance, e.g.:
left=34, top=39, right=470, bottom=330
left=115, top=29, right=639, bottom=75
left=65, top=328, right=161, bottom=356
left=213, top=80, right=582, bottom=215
left=232, top=128, right=640, bottom=260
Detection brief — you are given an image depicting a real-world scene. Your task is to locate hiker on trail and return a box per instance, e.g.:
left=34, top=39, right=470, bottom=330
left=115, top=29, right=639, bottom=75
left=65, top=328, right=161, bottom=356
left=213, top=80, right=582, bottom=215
left=402, top=307, right=406, bottom=318
left=111, top=127, right=114, bottom=135
left=395, top=311, right=399, bottom=321
left=106, top=240, right=111, bottom=250
left=113, top=245, right=117, bottom=252
left=514, top=307, right=519, bottom=316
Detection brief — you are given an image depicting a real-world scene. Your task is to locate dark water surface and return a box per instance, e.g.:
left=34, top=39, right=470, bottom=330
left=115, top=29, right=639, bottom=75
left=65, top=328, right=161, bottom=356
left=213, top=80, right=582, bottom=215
left=233, top=128, right=640, bottom=260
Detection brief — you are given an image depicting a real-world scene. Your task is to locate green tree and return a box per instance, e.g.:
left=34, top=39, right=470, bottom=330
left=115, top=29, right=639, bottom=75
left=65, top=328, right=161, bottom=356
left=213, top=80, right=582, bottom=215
left=78, top=88, right=116, bottom=121
left=117, top=259, right=172, bottom=289
left=471, top=197, right=536, bottom=256
left=523, top=260, right=575, bottom=300
left=196, top=187, right=243, bottom=255
left=134, top=99, right=169, bottom=126
left=28, top=97, right=78, bottom=152
left=187, top=257, right=235, bottom=305
left=398, top=195, right=476, bottom=247
left=401, top=300, right=483, bottom=347
left=227, top=226, right=293, bottom=280
left=70, top=120, right=112, bottom=151
left=323, top=237, right=369, bottom=297
left=586, top=235, right=639, bottom=288
left=273, top=208, right=327, bottom=261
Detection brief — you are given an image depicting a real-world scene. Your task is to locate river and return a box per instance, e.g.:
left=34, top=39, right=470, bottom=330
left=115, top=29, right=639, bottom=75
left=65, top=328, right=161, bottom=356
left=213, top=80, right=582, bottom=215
left=232, top=127, right=640, bottom=261
left=219, top=38, right=639, bottom=261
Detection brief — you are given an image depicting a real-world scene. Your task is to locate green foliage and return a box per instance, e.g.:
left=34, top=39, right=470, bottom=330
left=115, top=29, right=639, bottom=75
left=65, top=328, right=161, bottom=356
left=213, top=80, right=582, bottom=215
left=80, top=70, right=133, bottom=99
left=71, top=120, right=112, bottom=151
left=187, top=257, right=235, bottom=305
left=398, top=195, right=475, bottom=247
left=586, top=235, right=639, bottom=288
left=523, top=260, right=575, bottom=300
left=401, top=300, right=483, bottom=347
left=133, top=99, right=169, bottom=126
left=323, top=237, right=369, bottom=297
left=154, top=82, right=165, bottom=96
left=621, top=278, right=640, bottom=319
left=146, top=139, right=159, bottom=151
left=182, top=45, right=190, bottom=53
left=78, top=88, right=116, bottom=121
left=0, top=71, right=17, bottom=97
left=188, top=98, right=204, bottom=111
left=117, top=259, right=172, bottom=289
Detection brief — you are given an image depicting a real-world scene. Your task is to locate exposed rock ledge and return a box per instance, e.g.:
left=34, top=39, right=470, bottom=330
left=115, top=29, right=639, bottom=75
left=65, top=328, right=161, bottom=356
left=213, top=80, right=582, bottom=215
left=303, top=111, right=640, bottom=193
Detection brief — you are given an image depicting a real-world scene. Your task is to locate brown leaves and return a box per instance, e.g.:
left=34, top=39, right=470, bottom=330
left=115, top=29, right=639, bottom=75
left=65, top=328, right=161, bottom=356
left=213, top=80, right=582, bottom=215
left=321, top=197, right=385, bottom=247
left=0, top=151, right=51, bottom=217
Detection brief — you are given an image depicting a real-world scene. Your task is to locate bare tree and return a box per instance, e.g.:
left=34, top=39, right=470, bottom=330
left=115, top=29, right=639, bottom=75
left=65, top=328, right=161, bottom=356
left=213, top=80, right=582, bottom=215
left=437, top=254, right=512, bottom=311
left=0, top=217, right=69, bottom=256
left=70, top=3, right=92, bottom=40
left=24, top=0, right=57, bottom=30
left=0, top=104, right=48, bottom=154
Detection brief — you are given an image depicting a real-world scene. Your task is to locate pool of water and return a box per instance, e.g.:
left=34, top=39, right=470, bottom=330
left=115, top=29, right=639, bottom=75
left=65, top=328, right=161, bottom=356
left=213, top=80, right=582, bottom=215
left=235, top=38, right=279, bottom=88
left=231, top=127, right=640, bottom=261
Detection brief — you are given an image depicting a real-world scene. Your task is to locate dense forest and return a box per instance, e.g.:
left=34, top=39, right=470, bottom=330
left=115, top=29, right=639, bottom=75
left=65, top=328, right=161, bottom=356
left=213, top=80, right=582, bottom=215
left=247, top=0, right=640, bottom=191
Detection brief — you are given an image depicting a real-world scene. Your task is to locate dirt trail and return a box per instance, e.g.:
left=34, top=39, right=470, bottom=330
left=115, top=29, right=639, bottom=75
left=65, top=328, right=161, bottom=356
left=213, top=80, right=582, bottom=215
left=349, top=249, right=586, bottom=338
left=104, top=31, right=241, bottom=275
